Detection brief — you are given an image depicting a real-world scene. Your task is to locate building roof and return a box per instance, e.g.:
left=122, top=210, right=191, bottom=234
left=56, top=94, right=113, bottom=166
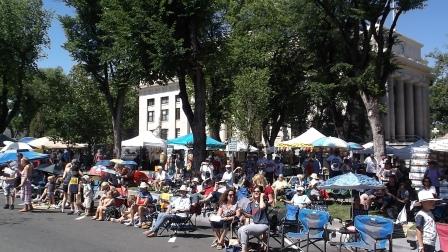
left=139, top=81, right=179, bottom=96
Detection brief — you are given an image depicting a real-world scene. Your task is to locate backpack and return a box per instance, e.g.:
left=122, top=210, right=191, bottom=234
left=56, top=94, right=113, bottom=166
left=104, top=206, right=121, bottom=221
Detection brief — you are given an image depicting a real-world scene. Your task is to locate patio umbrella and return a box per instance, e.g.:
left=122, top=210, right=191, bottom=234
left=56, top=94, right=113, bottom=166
left=312, top=136, right=349, bottom=149
left=167, top=133, right=226, bottom=149
left=36, top=164, right=63, bottom=175
left=347, top=142, right=364, bottom=150
left=1, top=141, right=34, bottom=152
left=0, top=150, right=49, bottom=165
left=89, top=165, right=116, bottom=177
left=19, top=137, right=35, bottom=143
left=318, top=172, right=385, bottom=219
left=318, top=172, right=384, bottom=190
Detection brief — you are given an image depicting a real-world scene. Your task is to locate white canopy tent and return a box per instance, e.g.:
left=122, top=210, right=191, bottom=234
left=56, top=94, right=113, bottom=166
left=226, top=141, right=258, bottom=152
left=28, top=137, right=69, bottom=149
left=276, top=127, right=326, bottom=148
left=358, top=139, right=429, bottom=160
left=430, top=137, right=448, bottom=152
left=122, top=131, right=166, bottom=148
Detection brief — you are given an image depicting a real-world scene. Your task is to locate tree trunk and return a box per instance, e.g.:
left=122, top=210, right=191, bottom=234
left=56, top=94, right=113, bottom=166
left=110, top=92, right=125, bottom=158
left=208, top=123, right=221, bottom=141
left=360, top=91, right=386, bottom=162
left=191, top=67, right=207, bottom=172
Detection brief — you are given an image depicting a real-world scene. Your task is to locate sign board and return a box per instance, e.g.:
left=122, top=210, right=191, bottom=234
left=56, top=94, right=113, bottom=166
left=228, top=138, right=238, bottom=152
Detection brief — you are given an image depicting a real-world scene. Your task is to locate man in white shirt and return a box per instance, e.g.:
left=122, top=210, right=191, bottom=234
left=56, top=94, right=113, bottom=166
left=221, top=164, right=234, bottom=188
left=145, top=185, right=191, bottom=237
left=364, top=154, right=378, bottom=178
left=282, top=186, right=311, bottom=208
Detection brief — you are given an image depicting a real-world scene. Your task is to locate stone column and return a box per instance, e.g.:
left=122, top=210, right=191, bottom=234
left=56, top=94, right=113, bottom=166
left=395, top=79, right=406, bottom=141
left=414, top=85, right=424, bottom=139
left=422, top=85, right=430, bottom=139
left=388, top=78, right=396, bottom=141
left=405, top=81, right=415, bottom=138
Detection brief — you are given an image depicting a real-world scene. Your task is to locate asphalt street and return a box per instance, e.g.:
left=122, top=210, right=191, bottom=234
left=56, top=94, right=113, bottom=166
left=0, top=195, right=414, bottom=252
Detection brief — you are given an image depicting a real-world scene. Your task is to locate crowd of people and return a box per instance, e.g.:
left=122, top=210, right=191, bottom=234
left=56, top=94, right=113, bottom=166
left=0, top=148, right=446, bottom=252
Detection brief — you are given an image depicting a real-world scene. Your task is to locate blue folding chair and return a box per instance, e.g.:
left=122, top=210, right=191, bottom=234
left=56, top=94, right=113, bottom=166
left=344, top=215, right=394, bottom=252
left=281, top=204, right=301, bottom=249
left=284, top=208, right=330, bottom=252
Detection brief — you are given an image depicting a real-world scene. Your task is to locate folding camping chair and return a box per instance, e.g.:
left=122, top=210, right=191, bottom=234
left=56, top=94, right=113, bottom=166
left=284, top=208, right=330, bottom=252
left=344, top=215, right=394, bottom=252
left=281, top=204, right=301, bottom=249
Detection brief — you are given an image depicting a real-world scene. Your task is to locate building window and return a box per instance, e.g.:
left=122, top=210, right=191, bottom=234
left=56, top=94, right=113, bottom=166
left=175, top=128, right=181, bottom=137
left=175, top=95, right=181, bottom=103
left=147, top=111, right=154, bottom=122
left=161, top=109, right=169, bottom=121
left=160, top=129, right=168, bottom=140
left=175, top=108, right=181, bottom=120
left=147, top=98, right=154, bottom=107
left=161, top=96, right=169, bottom=105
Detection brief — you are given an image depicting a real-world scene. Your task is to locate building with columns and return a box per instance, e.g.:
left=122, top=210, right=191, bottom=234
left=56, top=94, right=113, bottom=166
left=384, top=34, right=432, bottom=142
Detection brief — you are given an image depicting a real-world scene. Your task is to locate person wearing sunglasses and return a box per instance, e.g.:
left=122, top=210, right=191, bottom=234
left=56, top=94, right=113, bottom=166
left=210, top=189, right=240, bottom=250
left=238, top=186, right=269, bottom=252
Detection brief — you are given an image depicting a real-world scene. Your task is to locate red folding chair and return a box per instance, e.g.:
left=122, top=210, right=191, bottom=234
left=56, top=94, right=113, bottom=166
left=437, top=223, right=448, bottom=252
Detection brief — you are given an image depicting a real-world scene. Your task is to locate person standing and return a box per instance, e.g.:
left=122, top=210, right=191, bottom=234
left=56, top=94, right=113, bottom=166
left=263, top=154, right=276, bottom=184
left=17, top=157, right=33, bottom=212
left=415, top=191, right=440, bottom=252
left=424, top=161, right=442, bottom=197
left=364, top=154, right=378, bottom=178
left=327, top=149, right=342, bottom=178
left=274, top=156, right=284, bottom=179
left=1, top=161, right=19, bottom=209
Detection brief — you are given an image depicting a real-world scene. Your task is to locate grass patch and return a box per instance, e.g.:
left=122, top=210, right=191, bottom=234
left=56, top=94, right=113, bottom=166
left=327, top=203, right=351, bottom=221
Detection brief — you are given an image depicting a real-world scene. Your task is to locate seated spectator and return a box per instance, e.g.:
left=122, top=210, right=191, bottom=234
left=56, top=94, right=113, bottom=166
left=252, top=171, right=268, bottom=189
left=288, top=174, right=303, bottom=187
left=111, top=195, right=136, bottom=224
left=221, top=164, right=234, bottom=188
left=420, top=178, right=437, bottom=198
left=281, top=186, right=311, bottom=208
left=145, top=185, right=191, bottom=237
left=125, top=182, right=153, bottom=227
left=360, top=189, right=376, bottom=211
left=308, top=180, right=321, bottom=201
left=92, top=190, right=115, bottom=221
left=210, top=189, right=240, bottom=249
left=154, top=166, right=167, bottom=193
left=238, top=186, right=269, bottom=252
left=272, top=174, right=289, bottom=204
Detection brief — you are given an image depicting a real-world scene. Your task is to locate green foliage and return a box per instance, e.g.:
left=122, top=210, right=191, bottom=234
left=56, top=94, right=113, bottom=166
left=429, top=49, right=448, bottom=132
left=231, top=68, right=271, bottom=145
left=0, top=0, right=51, bottom=132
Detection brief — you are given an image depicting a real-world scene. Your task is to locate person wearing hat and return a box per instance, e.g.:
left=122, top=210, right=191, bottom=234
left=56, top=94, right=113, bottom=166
left=221, top=164, right=234, bottom=188
left=145, top=185, right=191, bottom=237
left=415, top=190, right=440, bottom=252
left=1, top=161, right=19, bottom=209
left=281, top=186, right=311, bottom=209
left=125, top=182, right=153, bottom=227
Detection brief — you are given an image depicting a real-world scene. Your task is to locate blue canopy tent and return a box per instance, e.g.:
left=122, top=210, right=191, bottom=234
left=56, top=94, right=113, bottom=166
left=167, top=133, right=226, bottom=149
left=0, top=150, right=49, bottom=165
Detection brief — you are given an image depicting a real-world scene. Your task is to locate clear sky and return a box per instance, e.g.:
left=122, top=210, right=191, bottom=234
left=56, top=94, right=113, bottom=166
left=37, top=0, right=448, bottom=73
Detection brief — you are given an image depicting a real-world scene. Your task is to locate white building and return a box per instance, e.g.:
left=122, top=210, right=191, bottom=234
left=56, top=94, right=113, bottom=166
left=386, top=34, right=432, bottom=141
left=139, top=83, right=190, bottom=140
